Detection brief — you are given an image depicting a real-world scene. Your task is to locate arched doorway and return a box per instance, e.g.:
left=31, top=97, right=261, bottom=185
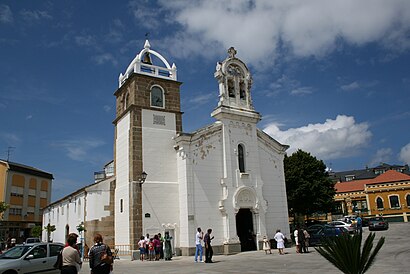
left=65, top=225, right=69, bottom=242
left=236, top=208, right=256, bottom=251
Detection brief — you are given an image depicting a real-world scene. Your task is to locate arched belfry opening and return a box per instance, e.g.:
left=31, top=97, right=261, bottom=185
left=236, top=208, right=256, bottom=252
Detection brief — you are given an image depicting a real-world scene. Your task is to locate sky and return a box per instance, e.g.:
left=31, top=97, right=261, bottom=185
left=1, top=0, right=410, bottom=202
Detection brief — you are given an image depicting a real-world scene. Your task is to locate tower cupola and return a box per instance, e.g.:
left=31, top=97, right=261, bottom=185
left=118, top=40, right=177, bottom=87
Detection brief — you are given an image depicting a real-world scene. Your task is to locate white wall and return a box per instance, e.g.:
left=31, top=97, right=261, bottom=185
left=114, top=113, right=130, bottom=245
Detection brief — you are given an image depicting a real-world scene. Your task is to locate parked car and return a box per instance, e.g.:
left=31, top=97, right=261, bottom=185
left=307, top=224, right=325, bottom=235
left=328, top=220, right=356, bottom=233
left=24, top=238, right=41, bottom=244
left=0, top=242, right=64, bottom=274
left=368, top=217, right=389, bottom=231
left=309, top=226, right=348, bottom=246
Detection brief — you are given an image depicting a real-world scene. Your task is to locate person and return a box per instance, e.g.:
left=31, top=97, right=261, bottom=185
left=194, top=227, right=204, bottom=263
left=262, top=236, right=272, bottom=254
left=153, top=234, right=161, bottom=261
left=204, top=228, right=214, bottom=263
left=303, top=228, right=310, bottom=253
left=148, top=238, right=155, bottom=261
left=293, top=228, right=300, bottom=253
left=164, top=231, right=173, bottom=261
left=65, top=233, right=79, bottom=252
left=298, top=228, right=306, bottom=253
left=356, top=216, right=363, bottom=235
left=158, top=233, right=164, bottom=259
left=61, top=235, right=82, bottom=274
left=89, top=233, right=113, bottom=274
left=144, top=233, right=150, bottom=255
left=273, top=229, right=286, bottom=255
left=138, top=236, right=146, bottom=261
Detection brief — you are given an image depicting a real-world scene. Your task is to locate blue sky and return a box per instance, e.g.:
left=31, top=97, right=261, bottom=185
left=1, top=0, right=409, bottom=202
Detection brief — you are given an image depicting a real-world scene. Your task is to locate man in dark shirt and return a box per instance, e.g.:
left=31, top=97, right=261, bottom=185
left=204, top=228, right=214, bottom=263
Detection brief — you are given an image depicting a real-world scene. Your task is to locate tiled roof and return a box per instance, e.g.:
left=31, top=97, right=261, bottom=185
left=366, top=170, right=410, bottom=185
left=335, top=179, right=372, bottom=193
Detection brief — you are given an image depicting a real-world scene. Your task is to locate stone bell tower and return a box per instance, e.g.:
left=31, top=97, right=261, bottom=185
left=113, top=40, right=182, bottom=249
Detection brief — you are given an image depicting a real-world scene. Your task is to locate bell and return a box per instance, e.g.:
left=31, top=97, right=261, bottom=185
left=142, top=52, right=152, bottom=65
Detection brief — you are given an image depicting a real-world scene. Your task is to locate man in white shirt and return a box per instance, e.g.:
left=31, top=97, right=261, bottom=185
left=194, top=227, right=204, bottom=262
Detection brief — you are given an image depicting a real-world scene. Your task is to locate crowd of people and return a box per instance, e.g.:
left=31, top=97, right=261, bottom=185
left=137, top=231, right=173, bottom=261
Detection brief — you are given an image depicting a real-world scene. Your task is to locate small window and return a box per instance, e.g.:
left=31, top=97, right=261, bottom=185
left=376, top=197, right=384, bottom=209
left=120, top=199, right=123, bottom=213
left=389, top=195, right=400, bottom=208
left=238, top=144, right=245, bottom=173
left=151, top=86, right=164, bottom=107
left=28, top=245, right=47, bottom=259
left=406, top=194, right=410, bottom=207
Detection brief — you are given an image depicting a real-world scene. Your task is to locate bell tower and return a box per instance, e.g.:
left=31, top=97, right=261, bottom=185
left=113, top=40, right=182, bottom=249
left=212, top=47, right=261, bottom=122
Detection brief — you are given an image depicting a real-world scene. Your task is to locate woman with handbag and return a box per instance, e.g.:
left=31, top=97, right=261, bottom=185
left=89, top=234, right=113, bottom=274
left=61, top=235, right=82, bottom=274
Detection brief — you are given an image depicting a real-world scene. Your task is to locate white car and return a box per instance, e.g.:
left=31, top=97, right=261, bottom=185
left=328, top=220, right=356, bottom=233
left=0, top=242, right=64, bottom=274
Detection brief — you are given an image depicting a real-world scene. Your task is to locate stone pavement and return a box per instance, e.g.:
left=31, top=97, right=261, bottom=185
left=79, top=222, right=410, bottom=274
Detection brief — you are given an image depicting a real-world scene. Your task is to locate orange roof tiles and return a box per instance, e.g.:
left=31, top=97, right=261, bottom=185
left=335, top=179, right=372, bottom=193
left=366, top=170, right=410, bottom=185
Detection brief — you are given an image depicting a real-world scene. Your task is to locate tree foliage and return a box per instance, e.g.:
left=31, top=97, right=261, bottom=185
left=44, top=223, right=56, bottom=242
left=31, top=225, right=43, bottom=238
left=316, top=232, right=385, bottom=274
left=0, top=201, right=9, bottom=220
left=284, top=149, right=335, bottom=216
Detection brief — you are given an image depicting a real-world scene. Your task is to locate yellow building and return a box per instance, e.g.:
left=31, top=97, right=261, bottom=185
left=0, top=160, right=53, bottom=243
left=334, top=169, right=410, bottom=222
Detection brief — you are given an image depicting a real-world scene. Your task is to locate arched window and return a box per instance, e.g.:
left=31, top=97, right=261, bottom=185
left=151, top=86, right=164, bottom=108
left=376, top=197, right=384, bottom=209
left=238, top=144, right=245, bottom=173
left=389, top=195, right=400, bottom=208
left=406, top=194, right=410, bottom=207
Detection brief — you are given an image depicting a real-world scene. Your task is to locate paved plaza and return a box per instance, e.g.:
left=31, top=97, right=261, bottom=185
left=79, top=222, right=410, bottom=274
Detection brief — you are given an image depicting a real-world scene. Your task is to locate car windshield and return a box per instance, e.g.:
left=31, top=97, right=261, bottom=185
left=0, top=245, right=33, bottom=259
left=370, top=217, right=384, bottom=221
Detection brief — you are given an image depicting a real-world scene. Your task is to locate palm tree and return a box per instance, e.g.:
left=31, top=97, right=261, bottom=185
left=315, top=232, right=385, bottom=274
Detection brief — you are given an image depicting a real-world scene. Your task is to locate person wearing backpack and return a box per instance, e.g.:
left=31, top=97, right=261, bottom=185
left=89, top=234, right=113, bottom=274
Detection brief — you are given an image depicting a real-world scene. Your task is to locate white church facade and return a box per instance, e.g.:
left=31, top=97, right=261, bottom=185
left=42, top=41, right=290, bottom=255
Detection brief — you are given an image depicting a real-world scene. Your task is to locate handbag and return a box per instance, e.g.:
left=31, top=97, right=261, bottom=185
left=53, top=250, right=63, bottom=270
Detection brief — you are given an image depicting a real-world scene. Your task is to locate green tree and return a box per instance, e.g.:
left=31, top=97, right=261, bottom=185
left=316, top=232, right=385, bottom=274
left=31, top=225, right=42, bottom=238
left=0, top=201, right=9, bottom=220
left=44, top=223, right=56, bottom=242
left=284, top=149, right=335, bottom=218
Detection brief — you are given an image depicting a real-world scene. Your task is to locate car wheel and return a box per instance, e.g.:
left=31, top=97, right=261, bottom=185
left=3, top=270, right=18, bottom=274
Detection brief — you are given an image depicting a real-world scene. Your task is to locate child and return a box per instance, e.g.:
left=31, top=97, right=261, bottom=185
left=148, top=238, right=155, bottom=261
left=262, top=236, right=272, bottom=254
left=138, top=236, right=146, bottom=261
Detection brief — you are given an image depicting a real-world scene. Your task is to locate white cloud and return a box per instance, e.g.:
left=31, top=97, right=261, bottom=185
left=151, top=0, right=410, bottom=67
left=369, top=148, right=393, bottom=167
left=26, top=114, right=33, bottom=120
left=0, top=132, right=21, bottom=145
left=264, top=74, right=313, bottom=97
left=20, top=9, right=52, bottom=21
left=263, top=115, right=372, bottom=160
left=92, top=53, right=118, bottom=66
left=341, top=81, right=360, bottom=91
left=399, top=143, right=410, bottom=164
left=188, top=93, right=214, bottom=105
left=0, top=4, right=13, bottom=23
left=103, top=105, right=112, bottom=112
left=51, top=138, right=105, bottom=163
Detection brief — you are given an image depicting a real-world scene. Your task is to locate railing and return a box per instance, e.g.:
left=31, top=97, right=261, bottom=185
left=112, top=244, right=132, bottom=259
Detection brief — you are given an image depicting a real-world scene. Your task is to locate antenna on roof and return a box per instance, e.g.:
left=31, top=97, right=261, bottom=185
left=6, top=146, right=15, bottom=161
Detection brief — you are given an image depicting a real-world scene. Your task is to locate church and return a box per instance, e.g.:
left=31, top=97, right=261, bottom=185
left=42, top=40, right=290, bottom=255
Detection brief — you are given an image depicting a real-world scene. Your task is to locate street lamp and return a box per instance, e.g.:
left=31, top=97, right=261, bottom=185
left=139, top=171, right=148, bottom=184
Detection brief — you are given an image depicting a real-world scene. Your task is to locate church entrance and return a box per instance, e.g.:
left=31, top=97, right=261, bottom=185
left=236, top=208, right=256, bottom=251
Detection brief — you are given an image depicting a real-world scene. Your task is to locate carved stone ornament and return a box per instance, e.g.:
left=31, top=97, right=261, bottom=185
left=228, top=47, right=237, bottom=58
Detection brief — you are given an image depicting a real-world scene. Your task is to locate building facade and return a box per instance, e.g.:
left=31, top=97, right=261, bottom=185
left=43, top=41, right=290, bottom=255
left=0, top=160, right=53, bottom=243
left=333, top=164, right=410, bottom=222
